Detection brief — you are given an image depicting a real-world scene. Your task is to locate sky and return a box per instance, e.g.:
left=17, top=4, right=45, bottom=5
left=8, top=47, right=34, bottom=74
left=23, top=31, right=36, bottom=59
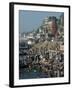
left=19, top=10, right=63, bottom=33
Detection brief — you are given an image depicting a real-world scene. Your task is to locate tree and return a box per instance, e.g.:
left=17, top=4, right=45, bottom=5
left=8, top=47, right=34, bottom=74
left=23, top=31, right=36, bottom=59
left=36, top=28, right=39, bottom=33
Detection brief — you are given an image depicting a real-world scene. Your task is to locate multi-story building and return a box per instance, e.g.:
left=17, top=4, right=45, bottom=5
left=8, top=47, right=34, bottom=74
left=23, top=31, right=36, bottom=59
left=42, top=16, right=58, bottom=37
left=60, top=13, right=64, bottom=26
left=42, top=17, right=49, bottom=33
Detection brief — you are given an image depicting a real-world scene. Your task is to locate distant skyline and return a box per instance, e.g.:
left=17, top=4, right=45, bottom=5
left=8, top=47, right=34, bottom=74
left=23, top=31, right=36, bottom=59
left=19, top=10, right=63, bottom=33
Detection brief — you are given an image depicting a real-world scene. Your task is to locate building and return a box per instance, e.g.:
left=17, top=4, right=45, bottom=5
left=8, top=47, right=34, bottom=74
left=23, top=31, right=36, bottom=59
left=60, top=13, right=64, bottom=26
left=27, top=38, right=35, bottom=45
left=42, top=16, right=58, bottom=37
left=36, top=33, right=41, bottom=39
left=60, top=45, right=64, bottom=52
left=27, top=33, right=34, bottom=39
left=42, top=17, right=49, bottom=33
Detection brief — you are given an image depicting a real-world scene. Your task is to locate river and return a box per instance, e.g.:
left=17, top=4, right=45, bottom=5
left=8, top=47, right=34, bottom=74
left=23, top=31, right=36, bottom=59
left=19, top=68, right=49, bottom=79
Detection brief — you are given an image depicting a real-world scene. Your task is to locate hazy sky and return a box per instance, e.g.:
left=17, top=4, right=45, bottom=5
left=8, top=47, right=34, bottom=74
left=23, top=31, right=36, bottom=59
left=19, top=10, right=63, bottom=33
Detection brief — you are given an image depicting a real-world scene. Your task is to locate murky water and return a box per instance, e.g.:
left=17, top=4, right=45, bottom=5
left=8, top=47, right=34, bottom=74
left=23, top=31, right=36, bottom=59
left=19, top=68, right=48, bottom=79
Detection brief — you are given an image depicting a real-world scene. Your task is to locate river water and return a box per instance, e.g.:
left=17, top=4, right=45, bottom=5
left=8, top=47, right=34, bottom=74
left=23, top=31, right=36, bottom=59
left=19, top=68, right=49, bottom=79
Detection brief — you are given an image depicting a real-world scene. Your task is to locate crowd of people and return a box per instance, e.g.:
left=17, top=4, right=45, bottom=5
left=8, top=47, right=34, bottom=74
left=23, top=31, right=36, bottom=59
left=19, top=45, right=64, bottom=78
